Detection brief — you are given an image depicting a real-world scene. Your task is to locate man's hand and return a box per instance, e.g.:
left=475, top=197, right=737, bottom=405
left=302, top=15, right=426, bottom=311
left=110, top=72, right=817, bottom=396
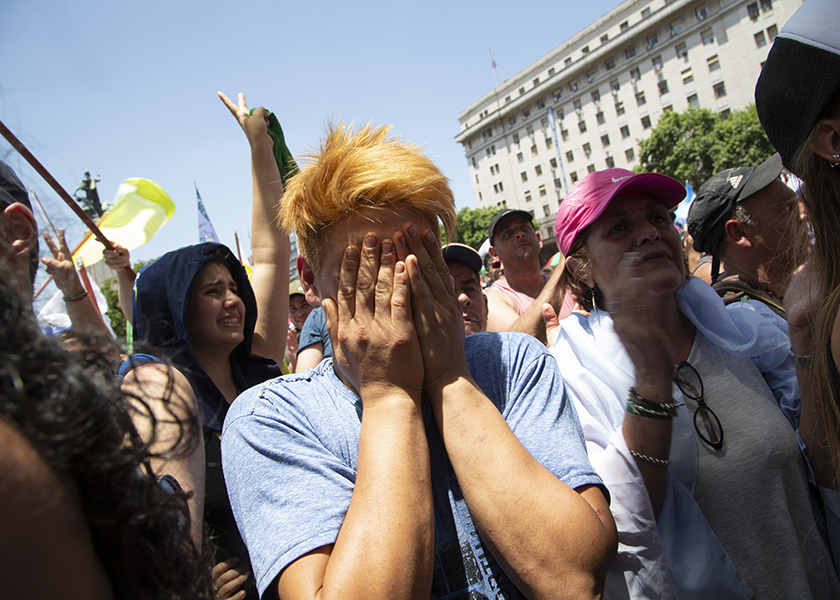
left=212, top=556, right=249, bottom=600
left=392, top=223, right=470, bottom=396
left=102, top=242, right=131, bottom=271
left=323, top=233, right=423, bottom=401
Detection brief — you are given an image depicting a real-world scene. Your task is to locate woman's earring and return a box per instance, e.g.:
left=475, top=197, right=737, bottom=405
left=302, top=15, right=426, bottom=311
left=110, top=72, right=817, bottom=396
left=831, top=154, right=840, bottom=168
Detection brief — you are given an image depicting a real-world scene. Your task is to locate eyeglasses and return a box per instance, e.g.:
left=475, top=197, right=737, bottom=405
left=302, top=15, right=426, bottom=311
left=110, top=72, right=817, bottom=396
left=674, top=361, right=724, bottom=450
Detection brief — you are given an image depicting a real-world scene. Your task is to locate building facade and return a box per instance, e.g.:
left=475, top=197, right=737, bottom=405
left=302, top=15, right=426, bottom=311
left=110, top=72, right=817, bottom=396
left=455, top=0, right=801, bottom=253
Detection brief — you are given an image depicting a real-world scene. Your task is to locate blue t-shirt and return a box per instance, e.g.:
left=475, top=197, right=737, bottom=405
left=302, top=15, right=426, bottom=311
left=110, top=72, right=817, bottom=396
left=222, top=332, right=602, bottom=598
left=297, top=306, right=332, bottom=359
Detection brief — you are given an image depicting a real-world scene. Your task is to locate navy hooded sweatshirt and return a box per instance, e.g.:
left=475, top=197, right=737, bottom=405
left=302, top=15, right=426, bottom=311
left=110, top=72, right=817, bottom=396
left=132, top=242, right=278, bottom=597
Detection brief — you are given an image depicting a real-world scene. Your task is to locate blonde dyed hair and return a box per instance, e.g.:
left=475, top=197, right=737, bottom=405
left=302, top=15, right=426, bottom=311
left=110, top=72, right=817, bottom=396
left=280, top=122, right=457, bottom=273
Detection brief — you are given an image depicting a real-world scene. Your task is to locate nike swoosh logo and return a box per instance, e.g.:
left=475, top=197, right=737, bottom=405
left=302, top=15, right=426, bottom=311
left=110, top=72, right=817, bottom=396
left=611, top=176, right=632, bottom=183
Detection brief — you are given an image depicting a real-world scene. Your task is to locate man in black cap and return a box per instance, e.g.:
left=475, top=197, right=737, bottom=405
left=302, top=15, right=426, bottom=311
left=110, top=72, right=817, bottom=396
left=442, top=243, right=488, bottom=335
left=687, top=154, right=803, bottom=317
left=0, top=160, right=39, bottom=307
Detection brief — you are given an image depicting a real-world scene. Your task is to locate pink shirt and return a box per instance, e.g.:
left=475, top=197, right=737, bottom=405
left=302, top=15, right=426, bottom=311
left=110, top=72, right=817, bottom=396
left=490, top=276, right=576, bottom=319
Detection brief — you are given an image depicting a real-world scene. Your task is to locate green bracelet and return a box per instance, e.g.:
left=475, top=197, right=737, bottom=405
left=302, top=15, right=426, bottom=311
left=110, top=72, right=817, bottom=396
left=626, top=401, right=672, bottom=420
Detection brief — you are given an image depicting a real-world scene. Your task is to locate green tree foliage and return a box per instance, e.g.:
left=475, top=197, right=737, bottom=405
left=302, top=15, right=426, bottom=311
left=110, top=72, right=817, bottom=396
left=635, top=104, right=775, bottom=190
left=452, top=206, right=499, bottom=250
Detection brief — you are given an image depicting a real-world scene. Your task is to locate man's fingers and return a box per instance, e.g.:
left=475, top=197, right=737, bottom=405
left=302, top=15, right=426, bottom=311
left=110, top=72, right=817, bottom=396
left=391, top=261, right=412, bottom=326
left=355, top=234, right=380, bottom=319
left=336, top=245, right=361, bottom=322
left=217, top=91, right=239, bottom=116
left=42, top=231, right=59, bottom=256
left=375, top=239, right=396, bottom=319
left=421, top=227, right=456, bottom=297
left=401, top=223, right=452, bottom=299
left=57, top=227, right=71, bottom=254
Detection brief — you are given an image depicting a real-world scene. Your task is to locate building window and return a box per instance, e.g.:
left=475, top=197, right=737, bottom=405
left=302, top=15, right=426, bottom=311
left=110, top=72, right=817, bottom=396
left=566, top=150, right=575, bottom=162
left=478, top=192, right=482, bottom=201
left=554, top=178, right=562, bottom=189
left=659, top=80, right=669, bottom=95
left=707, top=55, right=720, bottom=71
left=652, top=55, right=664, bottom=71
left=596, top=111, right=606, bottom=124
left=588, top=164, right=597, bottom=173
left=561, top=129, right=570, bottom=141
left=475, top=174, right=479, bottom=183
left=557, top=107, right=565, bottom=120
left=641, top=115, right=652, bottom=129
left=471, top=157, right=476, bottom=167
left=676, top=43, right=688, bottom=61
left=636, top=91, right=647, bottom=106
left=525, top=190, right=532, bottom=202
left=601, top=34, right=609, bottom=44
left=533, top=77, right=541, bottom=87
left=610, top=79, right=620, bottom=92
left=720, top=108, right=731, bottom=120
left=601, top=134, right=611, bottom=147
left=625, top=148, right=636, bottom=162
left=517, top=152, right=524, bottom=163
left=592, top=89, right=601, bottom=103
left=606, top=57, right=616, bottom=70
left=543, top=204, right=551, bottom=216
left=616, top=101, right=627, bottom=115
left=587, top=70, right=597, bottom=83
left=696, top=6, right=709, bottom=20
left=505, top=95, right=512, bottom=104
left=526, top=124, right=535, bottom=136
left=535, top=165, right=543, bottom=176
left=509, top=116, right=517, bottom=127
left=553, top=89, right=563, bottom=102
left=620, top=125, right=630, bottom=138
left=512, top=132, right=520, bottom=144
left=626, top=45, right=637, bottom=59
left=713, top=82, right=727, bottom=98
left=767, top=24, right=778, bottom=41
left=531, top=144, right=539, bottom=156
left=570, top=171, right=579, bottom=183
left=565, top=57, right=573, bottom=67
left=579, top=120, right=587, bottom=133
left=537, top=99, right=546, bottom=109
left=540, top=117, right=549, bottom=129
left=702, top=28, right=715, bottom=45
left=521, top=171, right=528, bottom=182
left=682, top=67, right=694, bottom=84
left=641, top=7, right=651, bottom=19
left=482, top=127, right=493, bottom=140
left=573, top=99, right=582, bottom=111
left=761, top=0, right=773, bottom=11
left=493, top=183, right=500, bottom=193
left=545, top=137, right=553, bottom=149
left=582, top=45, right=590, bottom=54
left=539, top=184, right=547, bottom=197
left=647, top=33, right=659, bottom=49
left=630, top=67, right=641, bottom=82
left=748, top=3, right=759, bottom=20
left=687, top=93, right=700, bottom=108
left=523, top=108, right=531, bottom=118
left=519, top=87, right=526, bottom=96
left=670, top=19, right=683, bottom=36
left=569, top=80, right=579, bottom=92
left=550, top=158, right=558, bottom=168
left=663, top=104, right=673, bottom=112
left=606, top=156, right=616, bottom=168
left=620, top=21, right=629, bottom=32
left=583, top=142, right=592, bottom=156
left=755, top=31, right=766, bottom=48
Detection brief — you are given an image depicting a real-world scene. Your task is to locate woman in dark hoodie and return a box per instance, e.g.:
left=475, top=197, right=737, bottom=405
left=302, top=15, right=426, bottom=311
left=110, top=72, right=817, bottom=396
left=128, top=92, right=291, bottom=600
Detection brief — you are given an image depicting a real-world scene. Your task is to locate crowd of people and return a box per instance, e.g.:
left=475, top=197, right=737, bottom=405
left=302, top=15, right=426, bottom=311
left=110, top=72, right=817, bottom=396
left=2, top=0, right=840, bottom=598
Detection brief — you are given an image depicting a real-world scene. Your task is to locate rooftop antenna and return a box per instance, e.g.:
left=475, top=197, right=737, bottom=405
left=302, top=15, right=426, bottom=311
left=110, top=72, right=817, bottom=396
left=489, top=48, right=500, bottom=87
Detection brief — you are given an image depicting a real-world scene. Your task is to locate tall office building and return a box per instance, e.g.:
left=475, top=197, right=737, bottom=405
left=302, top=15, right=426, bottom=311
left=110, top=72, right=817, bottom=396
left=455, top=0, right=800, bottom=252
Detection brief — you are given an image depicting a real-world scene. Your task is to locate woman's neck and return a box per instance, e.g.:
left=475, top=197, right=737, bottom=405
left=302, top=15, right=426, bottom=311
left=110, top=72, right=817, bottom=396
left=193, top=349, right=238, bottom=404
left=661, top=296, right=696, bottom=364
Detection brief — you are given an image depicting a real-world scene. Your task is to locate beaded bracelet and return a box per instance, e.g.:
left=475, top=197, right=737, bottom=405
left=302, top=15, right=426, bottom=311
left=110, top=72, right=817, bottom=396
left=628, top=387, right=680, bottom=417
left=629, top=449, right=671, bottom=467
left=63, top=290, right=88, bottom=303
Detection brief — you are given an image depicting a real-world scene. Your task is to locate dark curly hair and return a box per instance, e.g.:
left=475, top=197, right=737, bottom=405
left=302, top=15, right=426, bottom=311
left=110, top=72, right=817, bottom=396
left=0, top=281, right=213, bottom=599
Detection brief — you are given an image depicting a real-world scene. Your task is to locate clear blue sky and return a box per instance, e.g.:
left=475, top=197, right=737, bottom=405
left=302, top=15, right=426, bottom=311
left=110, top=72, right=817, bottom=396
left=2, top=0, right=619, bottom=287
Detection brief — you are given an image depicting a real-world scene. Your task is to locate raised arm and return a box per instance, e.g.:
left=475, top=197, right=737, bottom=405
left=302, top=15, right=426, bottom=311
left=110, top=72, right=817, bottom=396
left=218, top=91, right=290, bottom=365
left=277, top=233, right=433, bottom=600
left=102, top=242, right=134, bottom=323
left=507, top=259, right=567, bottom=344
left=397, top=224, right=616, bottom=599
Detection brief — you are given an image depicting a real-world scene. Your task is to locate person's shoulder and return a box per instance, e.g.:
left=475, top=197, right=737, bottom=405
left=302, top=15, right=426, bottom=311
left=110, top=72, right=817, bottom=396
left=466, top=331, right=551, bottom=367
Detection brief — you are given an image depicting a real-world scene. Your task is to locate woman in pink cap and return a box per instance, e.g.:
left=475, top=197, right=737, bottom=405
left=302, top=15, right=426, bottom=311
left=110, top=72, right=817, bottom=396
left=549, top=168, right=839, bottom=599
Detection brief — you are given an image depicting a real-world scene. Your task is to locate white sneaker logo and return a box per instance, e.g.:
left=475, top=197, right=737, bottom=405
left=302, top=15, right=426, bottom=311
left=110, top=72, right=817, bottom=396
left=611, top=175, right=632, bottom=183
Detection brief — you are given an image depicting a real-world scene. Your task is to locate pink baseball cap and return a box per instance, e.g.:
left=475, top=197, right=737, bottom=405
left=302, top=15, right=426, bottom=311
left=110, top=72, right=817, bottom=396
left=554, top=168, right=685, bottom=255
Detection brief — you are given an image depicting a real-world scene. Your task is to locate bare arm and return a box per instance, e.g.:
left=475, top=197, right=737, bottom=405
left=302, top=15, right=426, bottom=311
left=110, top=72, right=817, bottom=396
left=484, top=285, right=521, bottom=332
left=277, top=234, right=433, bottom=600
left=508, top=260, right=567, bottom=344
left=102, top=242, right=134, bottom=323
left=121, top=363, right=205, bottom=548
left=219, top=92, right=290, bottom=366
left=398, top=224, right=616, bottom=599
left=295, top=343, right=324, bottom=373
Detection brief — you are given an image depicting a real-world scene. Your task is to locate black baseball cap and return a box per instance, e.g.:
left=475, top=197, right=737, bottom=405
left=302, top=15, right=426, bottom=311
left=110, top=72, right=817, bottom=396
left=755, top=0, right=840, bottom=170
left=0, top=160, right=30, bottom=210
left=488, top=209, right=534, bottom=244
left=687, top=153, right=783, bottom=255
left=442, top=243, right=483, bottom=275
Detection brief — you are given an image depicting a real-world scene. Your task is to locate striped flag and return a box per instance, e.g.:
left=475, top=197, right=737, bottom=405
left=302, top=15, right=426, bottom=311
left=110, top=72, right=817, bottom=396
left=196, top=184, right=219, bottom=243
